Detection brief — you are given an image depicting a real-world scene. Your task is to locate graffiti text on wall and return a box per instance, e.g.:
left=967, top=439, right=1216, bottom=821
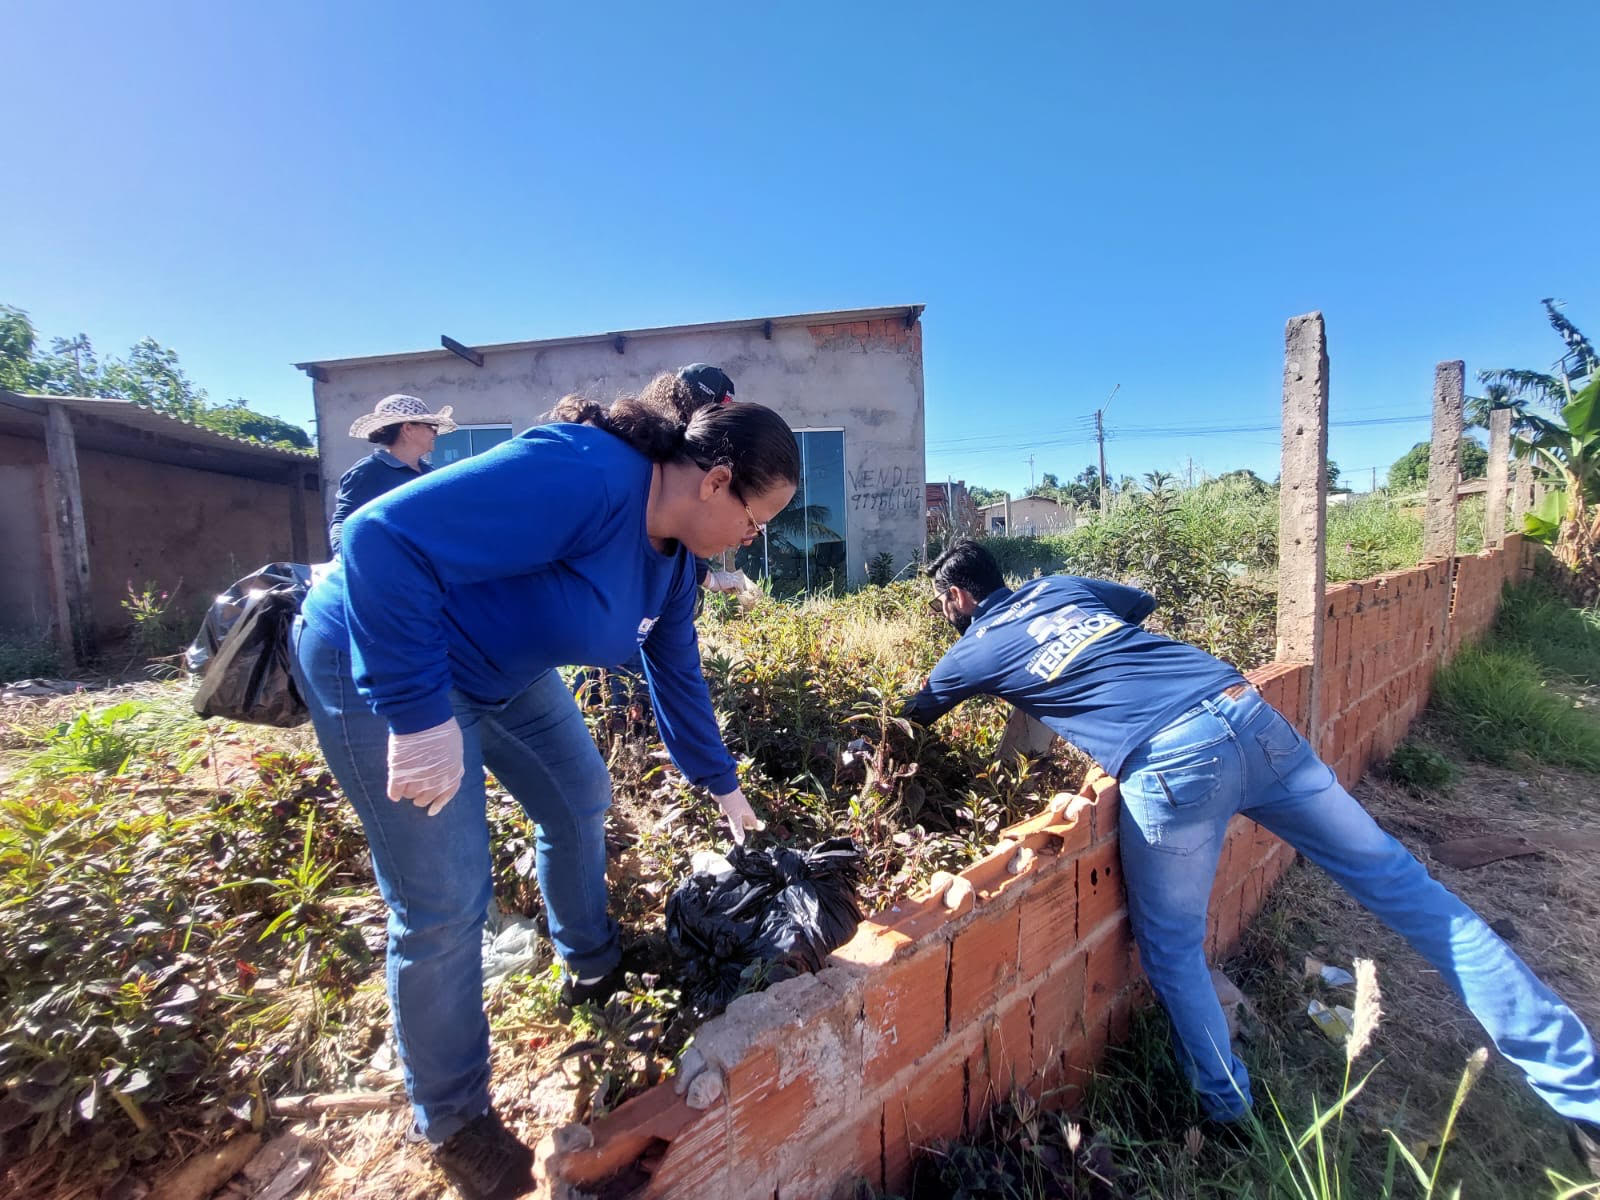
left=849, top=464, right=922, bottom=513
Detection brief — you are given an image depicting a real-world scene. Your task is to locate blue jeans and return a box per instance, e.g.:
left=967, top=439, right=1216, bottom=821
left=1118, top=686, right=1600, bottom=1124
left=290, top=618, right=619, bottom=1141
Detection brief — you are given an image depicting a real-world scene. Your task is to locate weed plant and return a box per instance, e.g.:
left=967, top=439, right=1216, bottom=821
left=1432, top=645, right=1600, bottom=770
left=0, top=698, right=381, bottom=1180
left=0, top=635, right=61, bottom=683
left=1493, top=582, right=1600, bottom=684
left=1381, top=740, right=1459, bottom=795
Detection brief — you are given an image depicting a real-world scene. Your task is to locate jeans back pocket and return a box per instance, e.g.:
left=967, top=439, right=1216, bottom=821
left=1124, top=755, right=1224, bottom=855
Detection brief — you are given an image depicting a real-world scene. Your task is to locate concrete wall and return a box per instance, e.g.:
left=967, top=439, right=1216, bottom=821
left=0, top=431, right=324, bottom=645
left=538, top=535, right=1536, bottom=1200
left=0, top=434, right=55, bottom=636
left=74, top=450, right=325, bottom=637
left=309, top=316, right=926, bottom=585
left=978, top=496, right=1072, bottom=535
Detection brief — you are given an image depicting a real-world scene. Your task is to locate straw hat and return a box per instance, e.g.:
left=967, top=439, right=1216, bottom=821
left=348, top=394, right=458, bottom=439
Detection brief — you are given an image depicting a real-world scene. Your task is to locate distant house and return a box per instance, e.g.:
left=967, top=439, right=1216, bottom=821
left=926, top=480, right=980, bottom=538
left=0, top=392, right=322, bottom=664
left=976, top=495, right=1073, bottom=536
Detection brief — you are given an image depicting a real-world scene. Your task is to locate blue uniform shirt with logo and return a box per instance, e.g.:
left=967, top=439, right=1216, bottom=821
left=301, top=423, right=739, bottom=795
left=903, top=576, right=1244, bottom=776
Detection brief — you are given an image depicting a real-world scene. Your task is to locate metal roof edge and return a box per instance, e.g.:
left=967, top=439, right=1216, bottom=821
left=0, top=391, right=317, bottom=460
left=293, top=303, right=927, bottom=373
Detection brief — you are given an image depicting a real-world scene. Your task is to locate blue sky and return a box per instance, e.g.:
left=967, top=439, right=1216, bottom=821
left=4, top=1, right=1596, bottom=495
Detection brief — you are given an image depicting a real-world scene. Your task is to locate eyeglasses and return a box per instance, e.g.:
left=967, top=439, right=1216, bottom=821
left=729, top=481, right=767, bottom=534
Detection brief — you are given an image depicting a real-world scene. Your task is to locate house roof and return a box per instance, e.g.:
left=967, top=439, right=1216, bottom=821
left=976, top=495, right=1065, bottom=514
left=294, top=304, right=926, bottom=374
left=0, top=392, right=316, bottom=483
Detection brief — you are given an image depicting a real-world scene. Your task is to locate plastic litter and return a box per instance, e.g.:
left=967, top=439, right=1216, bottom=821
left=481, top=901, right=546, bottom=985
left=665, top=837, right=863, bottom=1020
left=187, top=563, right=310, bottom=727
left=1302, top=956, right=1356, bottom=987
left=1306, top=998, right=1356, bottom=1043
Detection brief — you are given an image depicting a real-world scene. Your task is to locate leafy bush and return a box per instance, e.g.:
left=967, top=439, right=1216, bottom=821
left=0, top=729, right=377, bottom=1179
left=1493, top=581, right=1600, bottom=684
left=1381, top=739, right=1458, bottom=795
left=0, top=635, right=60, bottom=683
left=1432, top=644, right=1600, bottom=770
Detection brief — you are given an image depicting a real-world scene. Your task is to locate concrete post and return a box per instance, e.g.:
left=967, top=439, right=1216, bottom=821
left=1424, top=361, right=1464, bottom=560
left=1510, top=446, right=1533, bottom=528
left=288, top=467, right=310, bottom=564
left=1276, top=313, right=1328, bottom=738
left=1485, top=407, right=1511, bottom=549
left=42, top=402, right=95, bottom=665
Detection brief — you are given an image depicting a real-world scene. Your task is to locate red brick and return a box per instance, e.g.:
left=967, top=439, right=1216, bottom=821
left=774, top=1105, right=884, bottom=1199
left=986, top=989, right=1034, bottom=1098
left=1209, top=884, right=1245, bottom=957
left=1076, top=840, right=1125, bottom=935
left=859, top=940, right=950, bottom=1091
left=726, top=1043, right=820, bottom=1184
left=1083, top=915, right=1136, bottom=1018
left=849, top=321, right=871, bottom=339
left=1018, top=859, right=1077, bottom=980
left=1090, top=786, right=1121, bottom=844
left=1031, top=956, right=1087, bottom=1085
left=949, top=905, right=1020, bottom=1031
left=884, top=1043, right=968, bottom=1191
left=640, top=1106, right=729, bottom=1196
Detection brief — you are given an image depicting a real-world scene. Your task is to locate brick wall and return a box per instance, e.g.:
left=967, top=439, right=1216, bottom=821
left=539, top=538, right=1535, bottom=1199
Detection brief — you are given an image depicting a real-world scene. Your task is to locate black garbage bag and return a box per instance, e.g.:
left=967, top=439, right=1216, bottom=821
left=665, top=837, right=863, bottom=1019
left=186, top=564, right=311, bottom=727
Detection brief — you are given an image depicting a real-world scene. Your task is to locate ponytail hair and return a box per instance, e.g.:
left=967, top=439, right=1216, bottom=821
left=551, top=373, right=799, bottom=498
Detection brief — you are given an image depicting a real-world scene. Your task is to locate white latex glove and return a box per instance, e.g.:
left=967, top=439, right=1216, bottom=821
left=713, top=786, right=765, bottom=846
left=704, top=569, right=749, bottom=594
left=387, top=717, right=464, bottom=816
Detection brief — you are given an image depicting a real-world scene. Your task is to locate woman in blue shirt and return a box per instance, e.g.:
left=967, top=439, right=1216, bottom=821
left=327, top=394, right=457, bottom=556
left=292, top=374, right=798, bottom=1200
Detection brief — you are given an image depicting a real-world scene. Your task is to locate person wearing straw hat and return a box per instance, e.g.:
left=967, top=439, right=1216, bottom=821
left=329, top=395, right=458, bottom=556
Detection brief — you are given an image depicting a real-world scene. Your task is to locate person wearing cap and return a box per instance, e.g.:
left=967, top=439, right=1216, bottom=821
left=904, top=538, right=1600, bottom=1173
left=328, top=395, right=458, bottom=557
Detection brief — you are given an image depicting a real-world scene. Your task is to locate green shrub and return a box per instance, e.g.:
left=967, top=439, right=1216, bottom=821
left=0, top=633, right=61, bottom=682
left=1381, top=739, right=1458, bottom=794
left=1432, top=645, right=1600, bottom=770
left=1493, top=581, right=1600, bottom=684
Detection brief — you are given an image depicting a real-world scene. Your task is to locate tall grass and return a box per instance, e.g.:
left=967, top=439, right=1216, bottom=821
left=977, top=485, right=1480, bottom=589
left=1432, top=644, right=1600, bottom=770
left=1493, top=582, right=1600, bottom=684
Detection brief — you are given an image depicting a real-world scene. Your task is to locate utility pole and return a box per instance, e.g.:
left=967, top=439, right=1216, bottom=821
left=1096, top=384, right=1120, bottom=515
left=1371, top=466, right=1377, bottom=493
left=1026, top=454, right=1035, bottom=492
left=1186, top=456, right=1194, bottom=488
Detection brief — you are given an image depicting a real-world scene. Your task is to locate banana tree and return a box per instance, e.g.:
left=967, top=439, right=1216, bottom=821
left=1515, top=376, right=1600, bottom=597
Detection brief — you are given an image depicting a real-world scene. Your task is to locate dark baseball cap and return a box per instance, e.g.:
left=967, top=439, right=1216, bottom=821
left=678, top=363, right=735, bottom=407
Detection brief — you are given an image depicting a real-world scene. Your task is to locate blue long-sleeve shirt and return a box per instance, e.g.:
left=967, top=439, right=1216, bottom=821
left=903, top=575, right=1244, bottom=776
left=301, top=423, right=739, bottom=795
left=328, top=449, right=432, bottom=556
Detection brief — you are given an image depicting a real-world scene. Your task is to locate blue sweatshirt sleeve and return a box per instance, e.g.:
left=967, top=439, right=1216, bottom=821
left=640, top=559, right=740, bottom=794
left=340, top=438, right=612, bottom=733
left=1077, top=577, right=1156, bottom=624
left=902, top=639, right=990, bottom=726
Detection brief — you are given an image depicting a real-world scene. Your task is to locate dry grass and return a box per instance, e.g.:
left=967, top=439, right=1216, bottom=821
left=1225, top=744, right=1600, bottom=1197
